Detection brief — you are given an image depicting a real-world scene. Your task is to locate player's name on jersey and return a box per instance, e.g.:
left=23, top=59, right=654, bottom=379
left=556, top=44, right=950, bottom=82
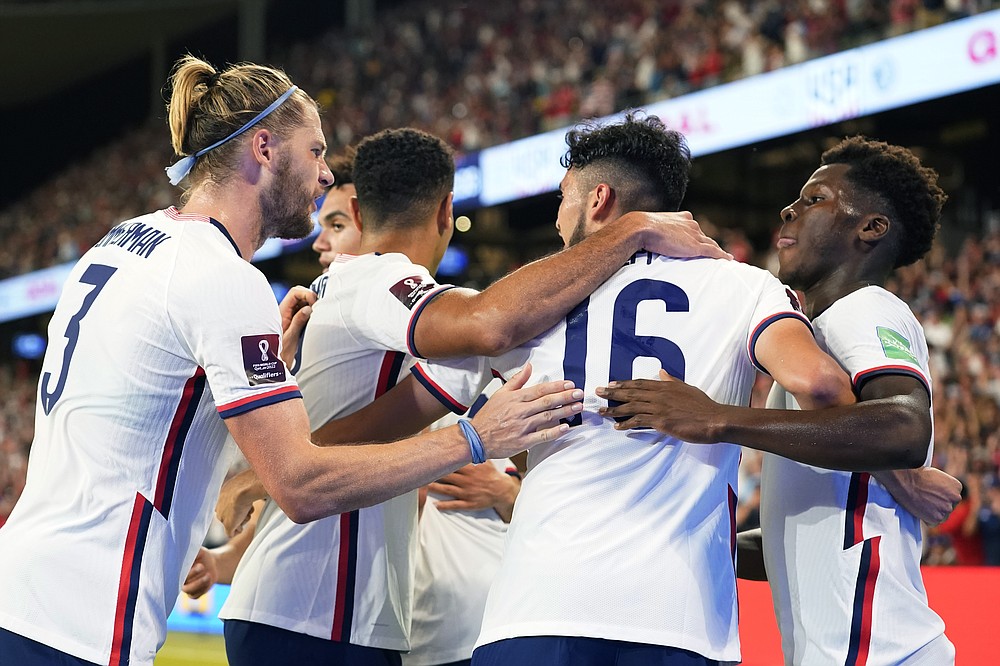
left=93, top=221, right=171, bottom=259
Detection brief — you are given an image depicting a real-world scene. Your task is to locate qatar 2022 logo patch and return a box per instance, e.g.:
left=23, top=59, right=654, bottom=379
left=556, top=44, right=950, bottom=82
left=241, top=334, right=286, bottom=385
left=876, top=326, right=918, bottom=364
left=390, top=275, right=437, bottom=310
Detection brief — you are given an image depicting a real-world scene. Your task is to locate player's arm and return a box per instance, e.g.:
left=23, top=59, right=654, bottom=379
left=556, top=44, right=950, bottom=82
left=601, top=318, right=942, bottom=471
left=312, top=373, right=450, bottom=446
left=184, top=500, right=263, bottom=598
left=413, top=211, right=731, bottom=358
left=216, top=375, right=454, bottom=535
left=872, top=466, right=962, bottom=526
left=225, top=365, right=582, bottom=524
left=429, top=465, right=521, bottom=522
left=735, top=528, right=767, bottom=581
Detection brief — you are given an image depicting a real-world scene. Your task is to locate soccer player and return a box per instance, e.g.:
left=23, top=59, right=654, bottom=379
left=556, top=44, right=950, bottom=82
left=184, top=146, right=517, bottom=665
left=0, top=57, right=586, bottom=666
left=212, top=127, right=728, bottom=666
left=599, top=137, right=958, bottom=664
left=401, top=112, right=860, bottom=666
left=313, top=148, right=363, bottom=268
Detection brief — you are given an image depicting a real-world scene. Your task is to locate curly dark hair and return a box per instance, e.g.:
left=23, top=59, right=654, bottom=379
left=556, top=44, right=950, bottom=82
left=821, top=136, right=946, bottom=268
left=353, top=128, right=454, bottom=231
left=560, top=111, right=690, bottom=212
left=327, top=145, right=355, bottom=189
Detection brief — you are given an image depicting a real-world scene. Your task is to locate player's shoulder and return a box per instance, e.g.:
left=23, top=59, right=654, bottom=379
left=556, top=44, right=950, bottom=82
left=821, top=286, right=917, bottom=328
left=647, top=254, right=783, bottom=293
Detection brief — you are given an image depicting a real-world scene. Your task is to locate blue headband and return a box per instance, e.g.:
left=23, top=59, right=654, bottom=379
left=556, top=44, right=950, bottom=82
left=165, top=85, right=299, bottom=186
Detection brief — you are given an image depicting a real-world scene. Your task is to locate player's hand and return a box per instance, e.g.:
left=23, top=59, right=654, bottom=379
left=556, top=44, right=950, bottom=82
left=620, top=210, right=732, bottom=261
left=216, top=469, right=267, bottom=537
left=182, top=547, right=219, bottom=599
left=596, top=370, right=728, bottom=442
left=878, top=467, right=963, bottom=526
left=278, top=286, right=316, bottom=368
left=430, top=463, right=520, bottom=520
left=470, top=363, right=582, bottom=459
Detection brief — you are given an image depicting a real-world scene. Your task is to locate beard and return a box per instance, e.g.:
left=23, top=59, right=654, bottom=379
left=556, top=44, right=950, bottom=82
left=258, top=155, right=315, bottom=243
left=567, top=209, right=588, bottom=247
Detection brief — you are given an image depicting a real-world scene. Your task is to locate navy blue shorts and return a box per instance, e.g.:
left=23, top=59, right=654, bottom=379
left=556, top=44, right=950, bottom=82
left=471, top=636, right=720, bottom=666
left=0, top=626, right=100, bottom=665
left=224, top=619, right=402, bottom=666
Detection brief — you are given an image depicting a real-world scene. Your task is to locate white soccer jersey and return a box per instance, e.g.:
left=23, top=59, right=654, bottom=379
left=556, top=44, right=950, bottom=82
left=403, top=456, right=513, bottom=666
left=220, top=252, right=454, bottom=650
left=759, top=286, right=955, bottom=666
left=415, top=252, right=809, bottom=663
left=0, top=207, right=301, bottom=666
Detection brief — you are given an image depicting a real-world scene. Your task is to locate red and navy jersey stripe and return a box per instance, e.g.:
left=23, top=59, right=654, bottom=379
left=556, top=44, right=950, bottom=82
left=331, top=351, right=405, bottom=643
left=110, top=493, right=155, bottom=666
left=845, top=536, right=882, bottom=666
left=154, top=368, right=206, bottom=517
left=217, top=385, right=302, bottom=419
left=843, top=472, right=870, bottom=549
left=843, top=472, right=881, bottom=666
left=374, top=351, right=406, bottom=400
left=331, top=510, right=360, bottom=642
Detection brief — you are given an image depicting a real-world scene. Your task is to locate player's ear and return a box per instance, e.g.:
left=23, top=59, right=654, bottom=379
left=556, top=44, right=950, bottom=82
left=858, top=213, right=890, bottom=243
left=349, top=196, right=364, bottom=234
left=590, top=183, right=617, bottom=224
left=249, top=129, right=273, bottom=168
left=437, top=192, right=454, bottom=236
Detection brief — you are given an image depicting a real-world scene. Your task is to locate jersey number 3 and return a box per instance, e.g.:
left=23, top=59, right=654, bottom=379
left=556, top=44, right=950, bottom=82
left=41, top=264, right=118, bottom=414
left=563, top=278, right=689, bottom=426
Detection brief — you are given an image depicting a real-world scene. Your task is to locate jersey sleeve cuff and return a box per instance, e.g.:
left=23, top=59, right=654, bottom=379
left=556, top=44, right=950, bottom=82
left=411, top=363, right=469, bottom=415
left=748, top=311, right=813, bottom=375
left=853, top=365, right=931, bottom=398
left=406, top=285, right=458, bottom=359
left=217, top=385, right=302, bottom=419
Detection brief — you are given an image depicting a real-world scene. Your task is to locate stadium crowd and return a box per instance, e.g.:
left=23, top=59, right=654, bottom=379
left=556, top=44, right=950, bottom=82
left=2, top=227, right=998, bottom=565
left=0, top=1, right=997, bottom=568
left=1, top=0, right=997, bottom=278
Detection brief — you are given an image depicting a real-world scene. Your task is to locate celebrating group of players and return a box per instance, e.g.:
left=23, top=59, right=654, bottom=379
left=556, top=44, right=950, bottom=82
left=0, top=55, right=961, bottom=666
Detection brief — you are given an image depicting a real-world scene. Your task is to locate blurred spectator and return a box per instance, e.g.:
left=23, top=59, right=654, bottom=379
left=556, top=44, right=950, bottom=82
left=3, top=0, right=998, bottom=277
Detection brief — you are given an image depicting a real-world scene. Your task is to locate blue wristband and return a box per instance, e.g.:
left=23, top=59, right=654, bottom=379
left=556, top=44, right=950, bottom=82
left=457, top=418, right=487, bottom=464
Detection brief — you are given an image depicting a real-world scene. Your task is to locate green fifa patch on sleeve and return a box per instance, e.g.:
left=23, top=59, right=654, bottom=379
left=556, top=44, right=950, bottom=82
left=876, top=326, right=918, bottom=364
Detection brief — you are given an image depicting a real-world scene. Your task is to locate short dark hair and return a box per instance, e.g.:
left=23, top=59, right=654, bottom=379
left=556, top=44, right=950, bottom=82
left=821, top=136, right=946, bottom=268
left=353, top=128, right=455, bottom=231
left=560, top=111, right=691, bottom=212
left=327, top=146, right=355, bottom=189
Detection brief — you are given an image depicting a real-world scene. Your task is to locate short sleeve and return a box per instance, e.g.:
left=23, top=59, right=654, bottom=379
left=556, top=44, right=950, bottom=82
left=413, top=356, right=495, bottom=415
left=746, top=275, right=812, bottom=375
left=414, top=345, right=531, bottom=414
left=817, top=291, right=931, bottom=396
left=342, top=256, right=455, bottom=358
left=169, top=260, right=301, bottom=418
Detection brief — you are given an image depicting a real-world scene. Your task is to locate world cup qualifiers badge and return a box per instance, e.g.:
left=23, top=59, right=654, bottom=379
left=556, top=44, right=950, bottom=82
left=390, top=275, right=436, bottom=310
left=241, top=334, right=286, bottom=385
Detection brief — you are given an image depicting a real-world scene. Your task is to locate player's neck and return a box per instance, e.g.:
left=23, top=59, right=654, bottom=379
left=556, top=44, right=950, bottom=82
left=360, top=226, right=441, bottom=273
left=804, top=266, right=886, bottom=318
left=179, top=187, right=263, bottom=261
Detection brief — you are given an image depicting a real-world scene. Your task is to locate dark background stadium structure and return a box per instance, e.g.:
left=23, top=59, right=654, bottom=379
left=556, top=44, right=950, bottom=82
left=0, top=0, right=998, bottom=565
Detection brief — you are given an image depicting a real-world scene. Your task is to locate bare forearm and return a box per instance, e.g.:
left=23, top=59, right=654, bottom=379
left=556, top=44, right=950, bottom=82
left=284, top=428, right=472, bottom=523
left=492, top=476, right=520, bottom=523
left=719, top=398, right=928, bottom=471
left=472, top=220, right=643, bottom=350
left=417, top=218, right=645, bottom=358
